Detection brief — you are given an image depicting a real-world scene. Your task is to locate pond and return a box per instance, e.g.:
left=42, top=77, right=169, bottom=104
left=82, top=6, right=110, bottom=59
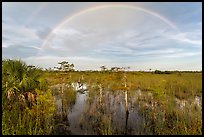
left=50, top=83, right=153, bottom=135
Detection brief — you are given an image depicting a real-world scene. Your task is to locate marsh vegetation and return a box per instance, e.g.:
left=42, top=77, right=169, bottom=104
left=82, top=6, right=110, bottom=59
left=2, top=59, right=202, bottom=135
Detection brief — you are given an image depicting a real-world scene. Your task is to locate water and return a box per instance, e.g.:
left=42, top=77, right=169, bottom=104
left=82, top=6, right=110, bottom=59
left=50, top=83, right=148, bottom=135
left=67, top=92, right=87, bottom=135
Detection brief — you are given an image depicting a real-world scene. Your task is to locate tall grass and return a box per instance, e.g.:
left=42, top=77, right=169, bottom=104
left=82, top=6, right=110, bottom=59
left=38, top=70, right=202, bottom=135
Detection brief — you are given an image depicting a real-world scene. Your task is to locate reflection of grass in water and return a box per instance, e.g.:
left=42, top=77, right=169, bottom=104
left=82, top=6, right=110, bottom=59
left=81, top=88, right=122, bottom=135
left=62, top=87, right=77, bottom=108
left=51, top=83, right=77, bottom=111
left=49, top=83, right=77, bottom=135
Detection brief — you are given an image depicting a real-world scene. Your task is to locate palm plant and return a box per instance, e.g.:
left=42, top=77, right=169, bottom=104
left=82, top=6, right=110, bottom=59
left=2, top=59, right=56, bottom=135
left=2, top=59, right=43, bottom=95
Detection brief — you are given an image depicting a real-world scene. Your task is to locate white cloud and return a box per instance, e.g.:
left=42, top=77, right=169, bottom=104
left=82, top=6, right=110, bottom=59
left=2, top=44, right=8, bottom=48
left=3, top=24, right=39, bottom=40
left=55, top=28, right=84, bottom=37
left=164, top=32, right=202, bottom=46
left=2, top=22, right=43, bottom=51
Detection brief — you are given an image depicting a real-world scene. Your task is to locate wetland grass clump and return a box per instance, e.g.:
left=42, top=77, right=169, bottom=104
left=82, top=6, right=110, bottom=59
left=135, top=77, right=202, bottom=135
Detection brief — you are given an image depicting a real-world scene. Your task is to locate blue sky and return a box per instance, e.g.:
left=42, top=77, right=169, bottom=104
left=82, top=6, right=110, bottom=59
left=2, top=2, right=202, bottom=71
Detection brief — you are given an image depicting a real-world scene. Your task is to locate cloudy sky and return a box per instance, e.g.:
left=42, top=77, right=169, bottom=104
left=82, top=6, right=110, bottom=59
left=2, top=2, right=202, bottom=71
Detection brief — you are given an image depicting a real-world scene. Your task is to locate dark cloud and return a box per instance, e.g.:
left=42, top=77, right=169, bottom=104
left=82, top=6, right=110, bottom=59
left=2, top=19, right=6, bottom=23
left=36, top=27, right=52, bottom=39
left=2, top=37, right=8, bottom=41
left=2, top=45, right=38, bottom=59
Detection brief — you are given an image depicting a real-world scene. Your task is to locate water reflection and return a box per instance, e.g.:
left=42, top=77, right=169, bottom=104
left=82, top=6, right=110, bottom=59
left=67, top=92, right=87, bottom=135
left=51, top=83, right=147, bottom=135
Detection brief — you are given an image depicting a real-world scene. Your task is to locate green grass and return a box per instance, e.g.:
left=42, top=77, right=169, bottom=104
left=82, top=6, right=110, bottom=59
left=2, top=59, right=202, bottom=135
left=43, top=71, right=202, bottom=135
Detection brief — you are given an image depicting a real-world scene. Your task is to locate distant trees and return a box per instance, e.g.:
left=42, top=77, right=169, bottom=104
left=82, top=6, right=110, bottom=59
left=100, top=66, right=130, bottom=72
left=100, top=65, right=107, bottom=71
left=154, top=70, right=172, bottom=74
left=110, top=67, right=120, bottom=72
left=110, top=66, right=130, bottom=72
left=69, top=63, right=75, bottom=71
left=58, top=61, right=68, bottom=71
left=55, top=61, right=75, bottom=72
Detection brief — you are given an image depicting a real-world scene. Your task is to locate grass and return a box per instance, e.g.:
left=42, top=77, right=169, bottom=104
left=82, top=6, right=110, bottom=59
left=43, top=71, right=202, bottom=135
left=2, top=89, right=55, bottom=135
left=2, top=59, right=202, bottom=135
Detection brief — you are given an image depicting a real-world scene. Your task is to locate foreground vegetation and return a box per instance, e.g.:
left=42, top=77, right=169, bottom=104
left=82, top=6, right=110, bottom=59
left=2, top=59, right=202, bottom=135
left=2, top=59, right=55, bottom=135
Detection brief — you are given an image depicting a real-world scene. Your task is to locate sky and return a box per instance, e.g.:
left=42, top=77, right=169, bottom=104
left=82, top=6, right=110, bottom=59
left=2, top=2, right=202, bottom=71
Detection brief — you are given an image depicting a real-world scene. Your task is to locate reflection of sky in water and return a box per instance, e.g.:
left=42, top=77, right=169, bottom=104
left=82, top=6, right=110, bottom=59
left=52, top=83, right=150, bottom=135
left=107, top=91, right=145, bottom=134
left=67, top=92, right=87, bottom=135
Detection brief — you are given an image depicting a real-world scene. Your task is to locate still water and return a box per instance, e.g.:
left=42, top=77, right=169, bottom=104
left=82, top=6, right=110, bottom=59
left=51, top=83, right=151, bottom=135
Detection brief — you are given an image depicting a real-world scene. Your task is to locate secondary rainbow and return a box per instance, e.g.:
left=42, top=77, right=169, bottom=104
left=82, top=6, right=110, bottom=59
left=40, top=4, right=179, bottom=49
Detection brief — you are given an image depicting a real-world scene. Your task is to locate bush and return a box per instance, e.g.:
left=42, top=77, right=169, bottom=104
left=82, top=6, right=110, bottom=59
left=2, top=59, right=55, bottom=135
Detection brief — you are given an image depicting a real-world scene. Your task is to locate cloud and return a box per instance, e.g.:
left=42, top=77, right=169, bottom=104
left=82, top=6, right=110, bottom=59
left=40, top=25, right=201, bottom=63
left=2, top=23, right=43, bottom=57
left=2, top=44, right=8, bottom=48
left=165, top=32, right=202, bottom=46
left=2, top=19, right=6, bottom=23
left=94, top=46, right=201, bottom=59
left=40, top=6, right=178, bottom=53
left=164, top=51, right=201, bottom=58
left=36, top=26, right=52, bottom=39
left=55, top=28, right=85, bottom=37
left=3, top=2, right=202, bottom=71
left=3, top=45, right=39, bottom=59
left=3, top=23, right=39, bottom=40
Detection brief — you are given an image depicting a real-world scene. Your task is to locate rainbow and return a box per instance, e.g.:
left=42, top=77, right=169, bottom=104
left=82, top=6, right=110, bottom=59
left=40, top=4, right=179, bottom=49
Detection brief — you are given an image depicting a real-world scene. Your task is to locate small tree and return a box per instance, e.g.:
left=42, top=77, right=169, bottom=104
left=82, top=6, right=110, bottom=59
left=110, top=67, right=121, bottom=72
left=100, top=65, right=107, bottom=71
left=57, top=61, right=75, bottom=72
left=69, top=63, right=75, bottom=71
left=58, top=61, right=69, bottom=71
